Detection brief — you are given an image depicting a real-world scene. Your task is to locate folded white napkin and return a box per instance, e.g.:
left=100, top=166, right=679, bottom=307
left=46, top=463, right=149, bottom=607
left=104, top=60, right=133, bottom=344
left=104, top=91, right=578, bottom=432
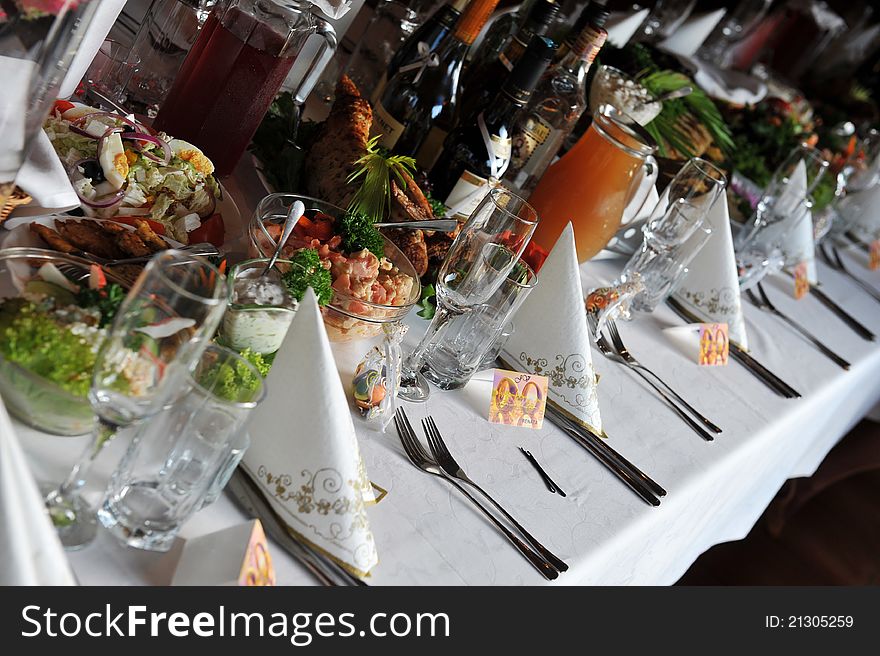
left=686, top=56, right=768, bottom=105
left=838, top=183, right=880, bottom=242
left=659, top=9, right=727, bottom=58
left=308, top=0, right=353, bottom=20
left=242, top=289, right=378, bottom=577
left=0, top=55, right=34, bottom=181
left=783, top=203, right=818, bottom=284
left=671, top=195, right=750, bottom=349
left=606, top=9, right=651, bottom=48
left=58, top=0, right=128, bottom=100
left=15, top=130, right=78, bottom=210
left=0, top=403, right=75, bottom=585
left=500, top=223, right=604, bottom=435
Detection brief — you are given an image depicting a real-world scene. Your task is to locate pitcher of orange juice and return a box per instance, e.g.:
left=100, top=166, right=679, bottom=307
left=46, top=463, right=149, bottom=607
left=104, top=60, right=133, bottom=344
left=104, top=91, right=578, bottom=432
left=528, top=105, right=657, bottom=262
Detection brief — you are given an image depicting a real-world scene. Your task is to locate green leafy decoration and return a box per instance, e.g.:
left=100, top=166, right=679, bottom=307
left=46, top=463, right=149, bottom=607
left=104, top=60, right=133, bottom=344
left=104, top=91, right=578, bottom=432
left=339, top=210, right=385, bottom=258
left=639, top=70, right=734, bottom=159
left=347, top=136, right=417, bottom=223
left=417, top=284, right=436, bottom=319
left=281, top=248, right=333, bottom=306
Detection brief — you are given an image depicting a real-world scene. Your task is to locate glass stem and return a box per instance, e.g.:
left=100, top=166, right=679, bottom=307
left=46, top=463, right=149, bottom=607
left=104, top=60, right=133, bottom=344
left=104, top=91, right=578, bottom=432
left=402, top=304, right=454, bottom=378
left=57, top=420, right=118, bottom=497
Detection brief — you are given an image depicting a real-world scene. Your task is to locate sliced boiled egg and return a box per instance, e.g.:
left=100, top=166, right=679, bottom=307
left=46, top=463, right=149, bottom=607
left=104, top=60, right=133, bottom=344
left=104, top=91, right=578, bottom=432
left=169, top=139, right=214, bottom=176
left=98, top=131, right=129, bottom=190
left=61, top=105, right=102, bottom=121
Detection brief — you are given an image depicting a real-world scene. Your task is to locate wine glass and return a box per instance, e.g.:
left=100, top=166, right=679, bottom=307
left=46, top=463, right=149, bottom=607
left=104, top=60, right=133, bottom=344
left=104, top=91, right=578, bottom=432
left=399, top=187, right=538, bottom=402
left=43, top=250, right=228, bottom=549
left=735, top=143, right=829, bottom=290
left=696, top=0, right=774, bottom=69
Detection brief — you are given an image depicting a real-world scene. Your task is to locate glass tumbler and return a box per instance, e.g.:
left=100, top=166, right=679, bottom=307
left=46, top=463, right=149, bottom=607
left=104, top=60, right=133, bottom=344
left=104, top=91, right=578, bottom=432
left=98, top=345, right=265, bottom=552
left=421, top=251, right=537, bottom=390
left=80, top=39, right=139, bottom=108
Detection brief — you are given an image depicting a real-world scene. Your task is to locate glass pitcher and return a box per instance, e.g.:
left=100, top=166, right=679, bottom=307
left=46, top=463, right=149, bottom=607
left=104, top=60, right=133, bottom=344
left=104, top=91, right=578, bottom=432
left=123, top=0, right=219, bottom=118
left=153, top=0, right=337, bottom=176
left=527, top=105, right=656, bottom=262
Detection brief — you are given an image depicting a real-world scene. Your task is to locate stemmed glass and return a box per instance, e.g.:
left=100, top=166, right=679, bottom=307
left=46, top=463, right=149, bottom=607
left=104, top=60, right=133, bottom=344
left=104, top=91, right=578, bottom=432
left=617, top=198, right=714, bottom=314
left=735, top=143, right=829, bottom=290
left=399, top=188, right=538, bottom=402
left=43, top=250, right=228, bottom=549
left=696, top=0, right=774, bottom=69
left=599, top=157, right=726, bottom=322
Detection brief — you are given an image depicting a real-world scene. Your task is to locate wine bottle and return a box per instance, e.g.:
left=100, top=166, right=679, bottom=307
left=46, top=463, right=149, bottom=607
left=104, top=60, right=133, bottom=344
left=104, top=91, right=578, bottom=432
left=504, top=1, right=608, bottom=196
left=430, top=36, right=556, bottom=220
left=466, top=0, right=539, bottom=73
left=370, top=0, right=471, bottom=105
left=371, top=0, right=501, bottom=170
left=458, top=0, right=560, bottom=120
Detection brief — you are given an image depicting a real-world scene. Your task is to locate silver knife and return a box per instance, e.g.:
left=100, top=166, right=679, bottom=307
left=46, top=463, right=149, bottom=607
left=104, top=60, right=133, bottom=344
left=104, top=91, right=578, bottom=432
left=227, top=469, right=366, bottom=586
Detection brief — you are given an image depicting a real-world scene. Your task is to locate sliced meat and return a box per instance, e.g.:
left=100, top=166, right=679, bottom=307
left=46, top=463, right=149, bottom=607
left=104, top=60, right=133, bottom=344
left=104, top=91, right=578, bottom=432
left=30, top=223, right=77, bottom=253
left=55, top=220, right=122, bottom=259
left=383, top=228, right=428, bottom=277
left=133, top=219, right=168, bottom=252
left=116, top=231, right=152, bottom=258
left=306, top=76, right=372, bottom=209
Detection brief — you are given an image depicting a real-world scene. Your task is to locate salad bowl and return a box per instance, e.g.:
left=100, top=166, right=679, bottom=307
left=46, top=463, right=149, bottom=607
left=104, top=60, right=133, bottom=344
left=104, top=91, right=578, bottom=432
left=0, top=248, right=130, bottom=435
left=249, top=194, right=421, bottom=342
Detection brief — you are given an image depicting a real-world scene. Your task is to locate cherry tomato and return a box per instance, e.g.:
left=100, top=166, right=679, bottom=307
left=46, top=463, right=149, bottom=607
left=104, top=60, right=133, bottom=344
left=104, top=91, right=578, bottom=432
left=53, top=99, right=75, bottom=114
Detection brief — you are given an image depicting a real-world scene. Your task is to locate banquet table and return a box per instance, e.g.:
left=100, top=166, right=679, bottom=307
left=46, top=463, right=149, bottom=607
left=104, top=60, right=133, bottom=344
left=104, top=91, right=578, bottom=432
left=6, top=159, right=880, bottom=586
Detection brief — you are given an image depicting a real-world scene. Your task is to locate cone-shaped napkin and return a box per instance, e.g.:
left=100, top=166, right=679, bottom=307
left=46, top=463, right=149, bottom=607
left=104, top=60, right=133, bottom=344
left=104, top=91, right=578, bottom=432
left=242, top=289, right=378, bottom=577
left=499, top=223, right=603, bottom=435
left=658, top=9, right=727, bottom=57
left=671, top=195, right=750, bottom=349
left=783, top=203, right=818, bottom=284
left=606, top=9, right=650, bottom=48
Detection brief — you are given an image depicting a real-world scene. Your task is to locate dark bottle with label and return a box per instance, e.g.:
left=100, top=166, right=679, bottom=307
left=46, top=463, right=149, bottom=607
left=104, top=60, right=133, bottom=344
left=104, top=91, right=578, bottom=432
left=430, top=36, right=557, bottom=219
left=371, top=0, right=471, bottom=105
left=371, top=0, right=501, bottom=170
left=458, top=0, right=560, bottom=121
left=505, top=1, right=608, bottom=195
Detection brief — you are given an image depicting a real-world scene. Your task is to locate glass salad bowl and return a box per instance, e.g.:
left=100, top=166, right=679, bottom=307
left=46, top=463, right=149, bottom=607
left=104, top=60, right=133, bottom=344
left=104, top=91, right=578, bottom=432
left=0, top=248, right=131, bottom=435
left=249, top=194, right=421, bottom=342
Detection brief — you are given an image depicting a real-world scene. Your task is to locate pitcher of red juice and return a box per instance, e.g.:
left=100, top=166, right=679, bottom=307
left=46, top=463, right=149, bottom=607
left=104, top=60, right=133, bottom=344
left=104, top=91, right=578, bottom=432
left=154, top=0, right=337, bottom=175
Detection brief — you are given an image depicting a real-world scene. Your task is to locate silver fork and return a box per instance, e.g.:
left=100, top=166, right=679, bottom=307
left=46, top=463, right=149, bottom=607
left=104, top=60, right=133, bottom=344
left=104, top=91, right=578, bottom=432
left=588, top=314, right=718, bottom=441
left=819, top=242, right=880, bottom=304
left=422, top=416, right=568, bottom=573
left=393, top=410, right=559, bottom=580
left=746, top=283, right=850, bottom=370
left=606, top=319, right=723, bottom=438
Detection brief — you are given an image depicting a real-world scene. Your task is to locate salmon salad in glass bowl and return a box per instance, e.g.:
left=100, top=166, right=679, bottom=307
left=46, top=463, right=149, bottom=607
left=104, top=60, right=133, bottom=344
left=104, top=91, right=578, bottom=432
left=249, top=194, right=420, bottom=342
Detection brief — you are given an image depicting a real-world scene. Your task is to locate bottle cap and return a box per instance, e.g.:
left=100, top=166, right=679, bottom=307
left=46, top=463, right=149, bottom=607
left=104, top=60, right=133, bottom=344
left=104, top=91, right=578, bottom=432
left=526, top=0, right=562, bottom=31
left=573, top=1, right=610, bottom=33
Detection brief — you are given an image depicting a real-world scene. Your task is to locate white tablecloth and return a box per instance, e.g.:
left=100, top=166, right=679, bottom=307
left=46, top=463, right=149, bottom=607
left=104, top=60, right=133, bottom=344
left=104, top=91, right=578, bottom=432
left=4, top=161, right=880, bottom=586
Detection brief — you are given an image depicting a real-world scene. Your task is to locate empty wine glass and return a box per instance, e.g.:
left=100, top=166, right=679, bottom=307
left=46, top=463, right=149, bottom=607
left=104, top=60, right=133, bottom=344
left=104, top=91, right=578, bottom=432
left=735, top=144, right=829, bottom=290
left=618, top=198, right=714, bottom=313
left=399, top=187, right=538, bottom=402
left=43, top=250, right=228, bottom=549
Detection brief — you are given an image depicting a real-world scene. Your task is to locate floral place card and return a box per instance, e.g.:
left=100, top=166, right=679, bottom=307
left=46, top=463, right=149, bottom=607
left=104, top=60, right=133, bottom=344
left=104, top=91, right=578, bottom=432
left=489, top=369, right=549, bottom=430
left=699, top=323, right=729, bottom=366
left=793, top=261, right=810, bottom=300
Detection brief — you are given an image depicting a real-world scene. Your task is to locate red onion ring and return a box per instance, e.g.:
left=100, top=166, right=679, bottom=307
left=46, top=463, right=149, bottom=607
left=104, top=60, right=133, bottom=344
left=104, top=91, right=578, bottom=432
left=68, top=124, right=100, bottom=139
left=75, top=185, right=125, bottom=209
left=123, top=132, right=172, bottom=164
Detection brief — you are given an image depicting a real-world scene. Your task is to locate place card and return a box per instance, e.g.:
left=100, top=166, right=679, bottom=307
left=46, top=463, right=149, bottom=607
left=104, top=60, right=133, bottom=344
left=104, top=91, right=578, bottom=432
left=488, top=368, right=549, bottom=430
left=699, top=323, right=729, bottom=366
left=793, top=261, right=810, bottom=300
left=870, top=240, right=880, bottom=271
left=171, top=520, right=275, bottom=586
